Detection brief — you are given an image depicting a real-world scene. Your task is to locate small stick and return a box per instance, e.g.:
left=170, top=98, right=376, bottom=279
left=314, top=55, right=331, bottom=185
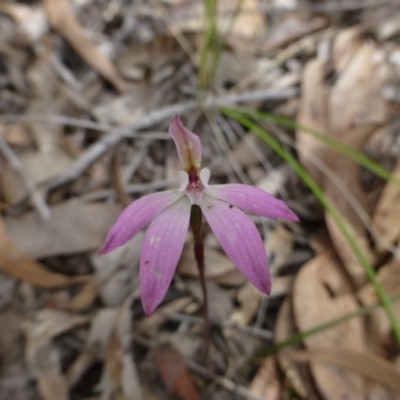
left=0, top=136, right=50, bottom=220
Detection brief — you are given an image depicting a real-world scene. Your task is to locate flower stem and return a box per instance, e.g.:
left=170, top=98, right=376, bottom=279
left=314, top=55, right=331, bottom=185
left=190, top=204, right=210, bottom=361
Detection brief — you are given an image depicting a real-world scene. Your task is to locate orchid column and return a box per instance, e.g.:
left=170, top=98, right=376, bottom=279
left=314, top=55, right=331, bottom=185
left=100, top=116, right=299, bottom=318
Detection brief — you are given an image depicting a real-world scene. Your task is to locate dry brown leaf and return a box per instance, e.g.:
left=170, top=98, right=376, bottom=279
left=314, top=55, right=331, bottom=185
left=256, top=165, right=290, bottom=196
left=296, top=32, right=386, bottom=288
left=329, top=44, right=386, bottom=137
left=264, top=224, right=294, bottom=274
left=274, top=297, right=315, bottom=399
left=296, top=58, right=330, bottom=187
left=248, top=357, right=281, bottom=400
left=102, top=298, right=143, bottom=400
left=331, top=27, right=363, bottom=73
left=0, top=216, right=87, bottom=287
left=23, top=310, right=89, bottom=400
left=154, top=344, right=200, bottom=400
left=0, top=3, right=48, bottom=43
left=358, top=257, right=400, bottom=337
left=288, top=348, right=400, bottom=392
left=5, top=201, right=121, bottom=258
left=42, top=0, right=127, bottom=93
left=229, top=282, right=262, bottom=327
left=2, top=123, right=31, bottom=147
left=92, top=232, right=143, bottom=307
left=1, top=149, right=72, bottom=205
left=293, top=253, right=366, bottom=400
left=138, top=297, right=194, bottom=334
left=372, top=159, right=400, bottom=251
left=324, top=133, right=378, bottom=288
left=270, top=275, right=294, bottom=298
left=67, top=278, right=98, bottom=312
left=67, top=308, right=119, bottom=388
left=168, top=0, right=264, bottom=41
left=0, top=49, right=72, bottom=205
left=324, top=43, right=386, bottom=287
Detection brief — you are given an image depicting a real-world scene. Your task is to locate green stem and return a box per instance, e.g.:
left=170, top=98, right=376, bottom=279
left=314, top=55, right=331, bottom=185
left=190, top=204, right=210, bottom=360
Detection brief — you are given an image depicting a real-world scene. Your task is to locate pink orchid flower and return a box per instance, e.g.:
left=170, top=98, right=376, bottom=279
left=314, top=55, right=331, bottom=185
left=100, top=116, right=299, bottom=316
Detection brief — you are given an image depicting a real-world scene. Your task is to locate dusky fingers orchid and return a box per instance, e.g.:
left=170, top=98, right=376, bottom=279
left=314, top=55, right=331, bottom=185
left=100, top=116, right=299, bottom=316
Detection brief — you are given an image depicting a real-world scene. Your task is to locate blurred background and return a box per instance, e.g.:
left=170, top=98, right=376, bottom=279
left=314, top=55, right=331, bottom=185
left=0, top=0, right=400, bottom=399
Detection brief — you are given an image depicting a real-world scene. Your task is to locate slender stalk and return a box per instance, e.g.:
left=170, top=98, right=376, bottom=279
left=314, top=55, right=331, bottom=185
left=190, top=204, right=210, bottom=361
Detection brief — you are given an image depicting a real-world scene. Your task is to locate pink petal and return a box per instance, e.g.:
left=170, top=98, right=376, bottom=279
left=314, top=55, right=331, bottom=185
left=200, top=195, right=271, bottom=295
left=169, top=115, right=202, bottom=171
left=99, top=191, right=183, bottom=254
left=140, top=197, right=191, bottom=316
left=206, top=184, right=299, bottom=221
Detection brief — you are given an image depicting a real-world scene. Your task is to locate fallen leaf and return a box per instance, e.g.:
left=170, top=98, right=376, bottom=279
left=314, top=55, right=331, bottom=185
left=0, top=216, right=87, bottom=287
left=154, top=344, right=200, bottom=400
left=248, top=357, right=281, bottom=400
left=138, top=297, right=194, bottom=335
left=296, top=58, right=330, bottom=187
left=23, top=310, right=89, bottom=400
left=324, top=43, right=386, bottom=287
left=256, top=164, right=290, bottom=196
left=102, top=298, right=143, bottom=400
left=0, top=3, right=48, bottom=43
left=358, top=257, right=400, bottom=337
left=331, top=27, right=363, bottom=73
left=274, top=296, right=315, bottom=399
left=0, top=49, right=72, bottom=205
left=67, top=278, right=98, bottom=312
left=5, top=201, right=121, bottom=258
left=229, top=282, right=262, bottom=327
left=264, top=224, right=294, bottom=274
left=372, top=159, right=400, bottom=252
left=67, top=308, right=119, bottom=388
left=168, top=0, right=264, bottom=41
left=91, top=232, right=143, bottom=307
left=42, top=0, right=127, bottom=93
left=293, top=253, right=366, bottom=400
left=1, top=149, right=72, bottom=205
left=288, top=348, right=400, bottom=392
left=329, top=43, right=386, bottom=136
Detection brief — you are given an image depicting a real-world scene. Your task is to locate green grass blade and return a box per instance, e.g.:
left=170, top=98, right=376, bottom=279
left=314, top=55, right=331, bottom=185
left=257, top=292, right=400, bottom=358
left=225, top=107, right=400, bottom=187
left=198, top=0, right=218, bottom=96
left=221, top=108, right=400, bottom=349
left=198, top=0, right=244, bottom=96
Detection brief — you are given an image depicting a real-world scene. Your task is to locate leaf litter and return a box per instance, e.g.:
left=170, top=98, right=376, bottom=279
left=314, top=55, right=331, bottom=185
left=0, top=0, right=400, bottom=398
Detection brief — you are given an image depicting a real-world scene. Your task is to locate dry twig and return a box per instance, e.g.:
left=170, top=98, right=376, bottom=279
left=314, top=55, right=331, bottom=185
left=0, top=136, right=50, bottom=220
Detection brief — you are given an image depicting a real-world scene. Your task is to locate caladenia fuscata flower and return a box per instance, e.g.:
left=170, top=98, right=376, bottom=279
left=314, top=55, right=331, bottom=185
left=100, top=116, right=299, bottom=316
